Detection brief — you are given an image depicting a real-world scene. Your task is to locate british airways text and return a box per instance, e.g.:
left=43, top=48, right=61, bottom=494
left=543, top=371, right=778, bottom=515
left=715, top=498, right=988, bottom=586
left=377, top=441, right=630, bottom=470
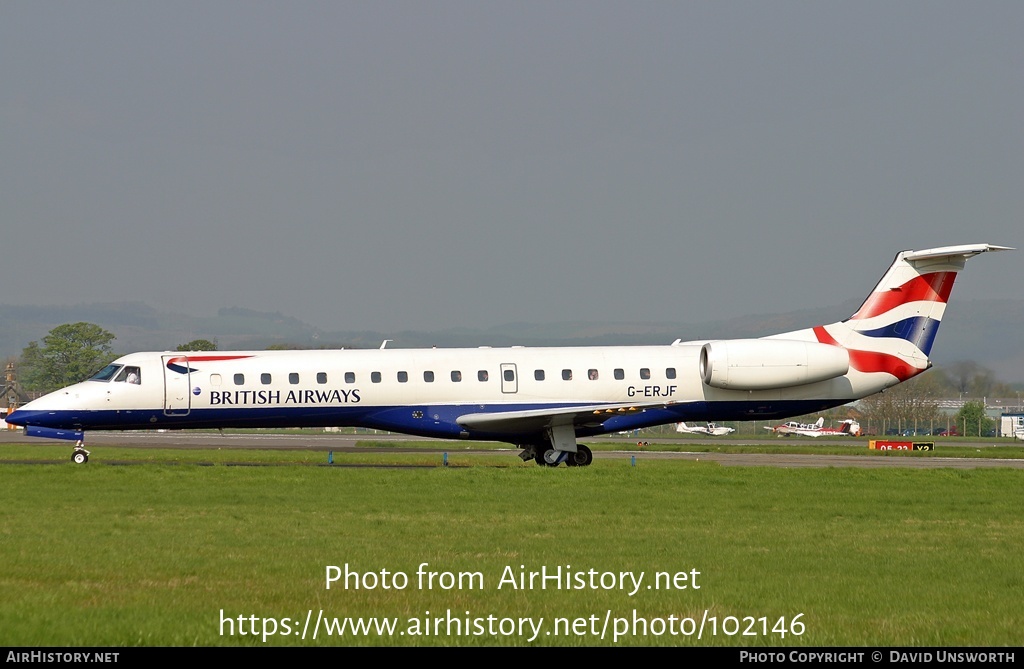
left=209, top=389, right=362, bottom=405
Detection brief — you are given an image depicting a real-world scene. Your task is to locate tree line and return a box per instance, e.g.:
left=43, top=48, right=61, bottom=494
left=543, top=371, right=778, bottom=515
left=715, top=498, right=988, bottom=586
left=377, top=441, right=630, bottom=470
left=14, top=322, right=215, bottom=393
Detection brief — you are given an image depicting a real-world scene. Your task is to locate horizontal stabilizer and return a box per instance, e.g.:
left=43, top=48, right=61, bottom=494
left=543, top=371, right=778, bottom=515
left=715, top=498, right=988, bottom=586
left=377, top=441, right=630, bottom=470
left=902, top=244, right=1013, bottom=262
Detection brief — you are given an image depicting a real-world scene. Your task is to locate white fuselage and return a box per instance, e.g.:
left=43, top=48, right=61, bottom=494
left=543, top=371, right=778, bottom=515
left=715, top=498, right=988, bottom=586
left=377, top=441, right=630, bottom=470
left=12, top=342, right=883, bottom=444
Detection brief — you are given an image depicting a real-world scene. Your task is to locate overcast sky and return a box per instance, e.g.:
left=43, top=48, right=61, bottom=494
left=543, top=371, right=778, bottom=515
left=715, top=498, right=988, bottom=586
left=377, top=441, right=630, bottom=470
left=2, top=2, right=1021, bottom=333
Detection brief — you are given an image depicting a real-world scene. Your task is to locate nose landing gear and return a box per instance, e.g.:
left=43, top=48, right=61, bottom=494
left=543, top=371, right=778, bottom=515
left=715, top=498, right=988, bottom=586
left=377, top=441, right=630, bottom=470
left=72, top=440, right=90, bottom=464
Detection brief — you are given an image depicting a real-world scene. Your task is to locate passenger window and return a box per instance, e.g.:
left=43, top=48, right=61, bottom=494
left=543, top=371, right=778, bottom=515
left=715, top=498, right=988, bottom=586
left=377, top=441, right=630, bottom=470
left=289, top=373, right=299, bottom=384
left=398, top=371, right=408, bottom=383
left=317, top=372, right=328, bottom=384
left=345, top=372, right=355, bottom=384
left=562, top=369, right=572, bottom=381
left=210, top=374, right=222, bottom=387
left=504, top=369, right=515, bottom=382
left=535, top=370, right=545, bottom=381
left=234, top=373, right=245, bottom=385
left=666, top=368, right=676, bottom=379
left=640, top=368, right=651, bottom=380
left=371, top=372, right=382, bottom=383
left=451, top=371, right=462, bottom=382
left=478, top=370, right=489, bottom=382
left=614, top=369, right=624, bottom=380
left=261, top=373, right=272, bottom=385
left=423, top=371, right=434, bottom=382
left=588, top=369, right=598, bottom=380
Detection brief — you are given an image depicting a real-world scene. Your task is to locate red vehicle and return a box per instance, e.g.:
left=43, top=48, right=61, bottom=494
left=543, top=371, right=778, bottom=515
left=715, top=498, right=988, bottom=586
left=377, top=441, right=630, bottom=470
left=937, top=427, right=960, bottom=437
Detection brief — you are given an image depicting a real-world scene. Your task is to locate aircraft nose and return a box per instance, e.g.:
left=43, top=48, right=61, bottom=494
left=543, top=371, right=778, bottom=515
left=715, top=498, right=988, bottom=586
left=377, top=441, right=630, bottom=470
left=5, top=396, right=53, bottom=427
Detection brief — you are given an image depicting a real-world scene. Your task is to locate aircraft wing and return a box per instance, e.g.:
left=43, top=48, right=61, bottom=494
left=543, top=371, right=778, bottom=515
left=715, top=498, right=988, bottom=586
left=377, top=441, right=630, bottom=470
left=456, top=400, right=685, bottom=436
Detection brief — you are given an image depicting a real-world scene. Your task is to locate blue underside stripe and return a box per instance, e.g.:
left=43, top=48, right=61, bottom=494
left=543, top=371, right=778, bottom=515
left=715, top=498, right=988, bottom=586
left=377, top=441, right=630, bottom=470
left=12, top=398, right=852, bottom=443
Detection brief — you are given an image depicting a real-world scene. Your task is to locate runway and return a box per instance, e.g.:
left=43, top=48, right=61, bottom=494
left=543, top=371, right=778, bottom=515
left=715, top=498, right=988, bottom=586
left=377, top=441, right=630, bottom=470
left=2, top=429, right=1022, bottom=469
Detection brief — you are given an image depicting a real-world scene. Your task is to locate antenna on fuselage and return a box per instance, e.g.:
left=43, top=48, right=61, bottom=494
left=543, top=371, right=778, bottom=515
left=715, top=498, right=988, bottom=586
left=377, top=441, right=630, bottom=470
left=380, top=340, right=392, bottom=350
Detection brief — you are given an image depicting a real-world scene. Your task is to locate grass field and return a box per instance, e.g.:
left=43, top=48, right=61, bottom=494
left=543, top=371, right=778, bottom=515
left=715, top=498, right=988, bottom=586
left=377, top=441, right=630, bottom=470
left=2, top=448, right=1023, bottom=646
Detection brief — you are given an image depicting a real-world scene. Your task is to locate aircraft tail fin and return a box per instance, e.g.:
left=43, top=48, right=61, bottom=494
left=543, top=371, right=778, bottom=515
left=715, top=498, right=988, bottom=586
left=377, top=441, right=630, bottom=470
left=809, top=244, right=1011, bottom=383
left=813, top=417, right=824, bottom=429
left=844, top=245, right=1014, bottom=350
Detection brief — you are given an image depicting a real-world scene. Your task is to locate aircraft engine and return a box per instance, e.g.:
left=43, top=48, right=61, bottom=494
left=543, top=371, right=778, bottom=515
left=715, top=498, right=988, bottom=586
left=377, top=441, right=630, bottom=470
left=699, top=339, right=850, bottom=390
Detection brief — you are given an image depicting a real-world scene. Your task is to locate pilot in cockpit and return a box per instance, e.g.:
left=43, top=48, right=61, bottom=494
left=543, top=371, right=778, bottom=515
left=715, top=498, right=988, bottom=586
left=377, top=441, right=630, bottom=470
left=115, top=366, right=141, bottom=384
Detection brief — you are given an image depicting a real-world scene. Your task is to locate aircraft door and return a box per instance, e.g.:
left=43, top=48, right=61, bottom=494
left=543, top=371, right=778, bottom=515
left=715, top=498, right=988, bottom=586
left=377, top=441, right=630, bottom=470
left=161, top=355, right=192, bottom=415
left=500, top=363, right=518, bottom=394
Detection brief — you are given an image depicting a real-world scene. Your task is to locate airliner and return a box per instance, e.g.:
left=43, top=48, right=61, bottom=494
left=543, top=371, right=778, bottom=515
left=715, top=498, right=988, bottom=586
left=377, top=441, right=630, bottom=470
left=7, top=243, right=1011, bottom=466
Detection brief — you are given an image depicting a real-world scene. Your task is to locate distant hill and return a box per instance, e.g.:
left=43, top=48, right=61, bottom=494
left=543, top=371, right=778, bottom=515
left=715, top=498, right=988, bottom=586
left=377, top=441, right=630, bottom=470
left=2, top=298, right=1022, bottom=382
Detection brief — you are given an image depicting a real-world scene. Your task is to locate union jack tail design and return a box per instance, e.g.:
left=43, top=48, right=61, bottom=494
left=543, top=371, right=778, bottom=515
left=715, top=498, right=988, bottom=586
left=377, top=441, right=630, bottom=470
left=809, top=244, right=1011, bottom=383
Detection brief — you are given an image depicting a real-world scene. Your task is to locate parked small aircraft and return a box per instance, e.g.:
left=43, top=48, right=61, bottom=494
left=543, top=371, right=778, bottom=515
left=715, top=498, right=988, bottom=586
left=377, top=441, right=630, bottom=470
left=676, top=422, right=736, bottom=436
left=766, top=417, right=861, bottom=437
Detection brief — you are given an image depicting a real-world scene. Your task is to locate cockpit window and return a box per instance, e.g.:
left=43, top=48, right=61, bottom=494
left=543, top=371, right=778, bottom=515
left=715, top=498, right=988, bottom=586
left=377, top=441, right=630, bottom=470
left=115, top=366, right=142, bottom=384
left=89, top=364, right=122, bottom=382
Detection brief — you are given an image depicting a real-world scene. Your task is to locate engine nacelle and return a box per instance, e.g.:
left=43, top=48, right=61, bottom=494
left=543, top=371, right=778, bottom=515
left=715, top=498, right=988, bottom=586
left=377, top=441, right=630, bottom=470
left=699, top=339, right=850, bottom=390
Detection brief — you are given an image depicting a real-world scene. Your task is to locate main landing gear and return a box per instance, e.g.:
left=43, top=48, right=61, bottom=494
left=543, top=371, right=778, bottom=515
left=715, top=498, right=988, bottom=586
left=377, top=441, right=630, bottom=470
left=565, top=444, right=593, bottom=467
left=526, top=444, right=593, bottom=467
left=72, top=440, right=90, bottom=464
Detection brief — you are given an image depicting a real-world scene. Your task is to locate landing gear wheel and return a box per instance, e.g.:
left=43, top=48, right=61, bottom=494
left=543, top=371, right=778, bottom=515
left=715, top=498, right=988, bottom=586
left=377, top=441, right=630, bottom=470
left=566, top=444, right=593, bottom=467
left=72, top=449, right=89, bottom=464
left=536, top=446, right=562, bottom=467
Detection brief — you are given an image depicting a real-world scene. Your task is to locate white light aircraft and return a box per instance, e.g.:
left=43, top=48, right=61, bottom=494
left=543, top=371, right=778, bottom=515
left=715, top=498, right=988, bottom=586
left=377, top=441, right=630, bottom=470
left=676, top=422, right=735, bottom=436
left=765, top=417, right=861, bottom=437
left=7, top=244, right=1011, bottom=466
